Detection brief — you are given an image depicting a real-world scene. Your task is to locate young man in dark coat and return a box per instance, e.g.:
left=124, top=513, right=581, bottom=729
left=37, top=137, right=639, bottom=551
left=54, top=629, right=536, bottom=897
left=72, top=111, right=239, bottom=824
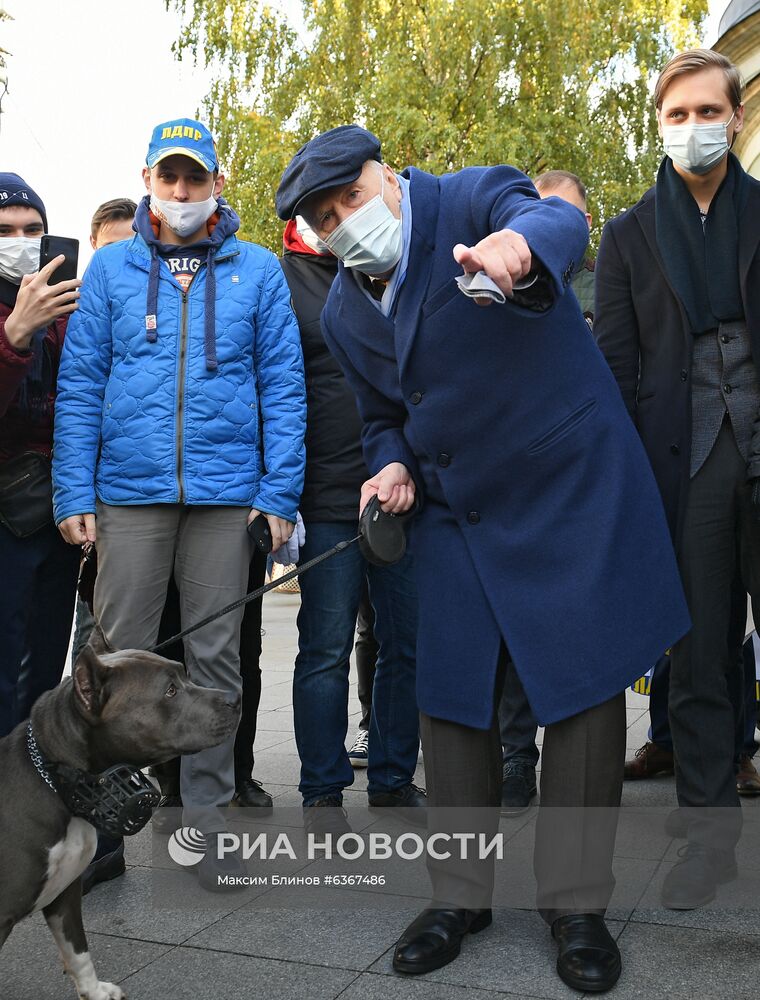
left=276, top=126, right=690, bottom=992
left=595, top=49, right=760, bottom=910
left=0, top=174, right=81, bottom=739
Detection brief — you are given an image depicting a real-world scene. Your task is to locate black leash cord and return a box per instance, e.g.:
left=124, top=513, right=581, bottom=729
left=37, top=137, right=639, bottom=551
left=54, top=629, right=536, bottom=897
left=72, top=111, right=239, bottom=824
left=150, top=534, right=362, bottom=654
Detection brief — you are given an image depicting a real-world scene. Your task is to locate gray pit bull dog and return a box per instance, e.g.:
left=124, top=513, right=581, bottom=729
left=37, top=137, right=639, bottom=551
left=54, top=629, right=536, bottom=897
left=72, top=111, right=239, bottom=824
left=0, top=634, right=240, bottom=999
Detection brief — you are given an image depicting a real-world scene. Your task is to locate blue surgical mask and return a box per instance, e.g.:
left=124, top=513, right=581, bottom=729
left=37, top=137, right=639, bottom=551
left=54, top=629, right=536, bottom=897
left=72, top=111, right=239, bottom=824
left=323, top=168, right=403, bottom=277
left=662, top=112, right=736, bottom=175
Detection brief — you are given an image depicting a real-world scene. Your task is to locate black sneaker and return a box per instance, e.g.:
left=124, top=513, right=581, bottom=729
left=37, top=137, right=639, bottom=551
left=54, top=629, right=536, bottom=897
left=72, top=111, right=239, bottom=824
left=368, top=782, right=427, bottom=826
left=303, top=795, right=352, bottom=837
left=151, top=794, right=183, bottom=835
left=231, top=777, right=273, bottom=813
left=661, top=842, right=738, bottom=910
left=347, top=728, right=369, bottom=768
left=501, top=760, right=537, bottom=816
left=81, top=837, right=126, bottom=895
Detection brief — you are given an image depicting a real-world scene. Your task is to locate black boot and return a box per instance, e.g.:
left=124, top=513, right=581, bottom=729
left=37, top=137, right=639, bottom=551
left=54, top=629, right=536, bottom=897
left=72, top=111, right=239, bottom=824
left=661, top=842, right=737, bottom=910
left=81, top=836, right=126, bottom=895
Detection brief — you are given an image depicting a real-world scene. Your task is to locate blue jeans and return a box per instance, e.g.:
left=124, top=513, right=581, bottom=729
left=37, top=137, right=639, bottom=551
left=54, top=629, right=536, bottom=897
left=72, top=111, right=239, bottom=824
left=0, top=521, right=79, bottom=738
left=294, top=521, right=419, bottom=804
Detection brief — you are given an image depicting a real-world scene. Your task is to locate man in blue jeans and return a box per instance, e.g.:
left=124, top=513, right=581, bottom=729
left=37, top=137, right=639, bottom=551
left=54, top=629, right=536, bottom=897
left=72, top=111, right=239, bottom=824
left=280, top=217, right=423, bottom=833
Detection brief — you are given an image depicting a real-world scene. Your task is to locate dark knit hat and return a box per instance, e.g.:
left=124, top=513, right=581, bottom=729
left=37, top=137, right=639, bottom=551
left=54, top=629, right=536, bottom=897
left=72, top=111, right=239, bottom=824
left=0, top=173, right=48, bottom=231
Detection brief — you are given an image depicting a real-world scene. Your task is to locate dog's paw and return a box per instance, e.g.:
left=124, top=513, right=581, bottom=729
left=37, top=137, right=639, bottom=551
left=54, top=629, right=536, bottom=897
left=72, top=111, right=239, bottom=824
left=81, top=983, right=125, bottom=1000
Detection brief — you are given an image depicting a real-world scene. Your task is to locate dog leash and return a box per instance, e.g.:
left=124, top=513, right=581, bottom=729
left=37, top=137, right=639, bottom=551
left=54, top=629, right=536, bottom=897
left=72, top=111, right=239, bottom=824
left=150, top=535, right=360, bottom=653
left=149, top=494, right=417, bottom=654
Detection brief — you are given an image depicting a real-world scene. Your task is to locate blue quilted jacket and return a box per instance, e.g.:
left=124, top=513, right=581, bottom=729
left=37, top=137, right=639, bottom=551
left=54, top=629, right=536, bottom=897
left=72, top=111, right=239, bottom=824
left=53, top=199, right=305, bottom=523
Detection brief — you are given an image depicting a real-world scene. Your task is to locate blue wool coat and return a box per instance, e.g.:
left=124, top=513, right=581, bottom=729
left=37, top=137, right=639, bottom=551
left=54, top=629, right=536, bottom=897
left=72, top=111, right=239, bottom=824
left=322, top=165, right=690, bottom=729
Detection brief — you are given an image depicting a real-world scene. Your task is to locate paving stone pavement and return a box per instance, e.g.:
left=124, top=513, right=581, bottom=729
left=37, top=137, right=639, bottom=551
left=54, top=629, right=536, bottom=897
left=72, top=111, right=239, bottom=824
left=2, top=592, right=759, bottom=1000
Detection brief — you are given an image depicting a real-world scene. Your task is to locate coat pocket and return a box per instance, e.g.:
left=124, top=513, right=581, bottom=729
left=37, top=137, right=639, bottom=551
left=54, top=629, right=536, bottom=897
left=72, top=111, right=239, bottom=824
left=422, top=279, right=461, bottom=320
left=526, top=399, right=598, bottom=456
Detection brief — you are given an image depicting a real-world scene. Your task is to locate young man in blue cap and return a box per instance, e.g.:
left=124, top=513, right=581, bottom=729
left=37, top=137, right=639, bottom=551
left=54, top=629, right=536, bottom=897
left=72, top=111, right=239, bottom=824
left=276, top=126, right=690, bottom=992
left=54, top=119, right=306, bottom=890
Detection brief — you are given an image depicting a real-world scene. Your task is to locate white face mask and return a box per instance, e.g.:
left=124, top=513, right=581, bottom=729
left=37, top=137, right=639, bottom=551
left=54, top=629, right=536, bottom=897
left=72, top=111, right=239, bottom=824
left=662, top=112, right=736, bottom=176
left=323, top=167, right=403, bottom=277
left=150, top=193, right=217, bottom=238
left=295, top=215, right=331, bottom=255
left=0, top=236, right=42, bottom=284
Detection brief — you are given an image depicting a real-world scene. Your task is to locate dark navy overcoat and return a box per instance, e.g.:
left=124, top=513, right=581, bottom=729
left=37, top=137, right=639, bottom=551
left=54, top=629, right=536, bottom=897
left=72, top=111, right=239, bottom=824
left=322, top=165, right=690, bottom=729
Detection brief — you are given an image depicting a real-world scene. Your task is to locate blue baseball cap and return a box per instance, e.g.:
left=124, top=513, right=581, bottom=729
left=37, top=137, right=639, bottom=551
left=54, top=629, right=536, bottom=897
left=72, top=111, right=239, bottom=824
left=276, top=125, right=382, bottom=221
left=146, top=118, right=219, bottom=173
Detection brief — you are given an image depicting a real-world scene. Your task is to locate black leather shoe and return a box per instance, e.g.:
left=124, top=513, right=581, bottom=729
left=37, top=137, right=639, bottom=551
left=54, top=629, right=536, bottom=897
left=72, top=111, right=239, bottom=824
left=368, top=783, right=427, bottom=826
left=501, top=759, right=537, bottom=816
left=196, top=833, right=249, bottom=893
left=231, top=777, right=273, bottom=813
left=393, top=907, right=492, bottom=974
left=303, top=795, right=352, bottom=837
left=551, top=914, right=621, bottom=993
left=81, top=837, right=126, bottom=896
left=661, top=842, right=738, bottom=910
left=151, top=794, right=183, bottom=835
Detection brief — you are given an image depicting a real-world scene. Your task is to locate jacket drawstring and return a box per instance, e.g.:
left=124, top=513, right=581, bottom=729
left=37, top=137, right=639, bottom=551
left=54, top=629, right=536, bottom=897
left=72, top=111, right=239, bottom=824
left=204, top=248, right=218, bottom=372
left=145, top=247, right=160, bottom=344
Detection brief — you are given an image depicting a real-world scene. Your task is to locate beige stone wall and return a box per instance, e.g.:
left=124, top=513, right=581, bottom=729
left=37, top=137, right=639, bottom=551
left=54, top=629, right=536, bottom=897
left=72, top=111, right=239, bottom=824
left=715, top=12, right=760, bottom=177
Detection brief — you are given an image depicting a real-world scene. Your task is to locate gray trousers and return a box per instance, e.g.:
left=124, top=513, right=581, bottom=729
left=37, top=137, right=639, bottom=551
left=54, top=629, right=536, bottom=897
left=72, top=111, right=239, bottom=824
left=420, top=648, right=626, bottom=922
left=670, top=418, right=760, bottom=852
left=94, top=502, right=252, bottom=833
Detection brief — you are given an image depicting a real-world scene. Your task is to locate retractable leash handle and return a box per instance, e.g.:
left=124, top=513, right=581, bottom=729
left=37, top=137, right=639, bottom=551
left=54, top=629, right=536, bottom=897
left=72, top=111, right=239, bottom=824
left=151, top=496, right=417, bottom=654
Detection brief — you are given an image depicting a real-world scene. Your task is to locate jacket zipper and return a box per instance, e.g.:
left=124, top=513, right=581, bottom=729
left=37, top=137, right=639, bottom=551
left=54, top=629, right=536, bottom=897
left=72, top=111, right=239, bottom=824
left=169, top=248, right=240, bottom=504
left=176, top=290, right=188, bottom=503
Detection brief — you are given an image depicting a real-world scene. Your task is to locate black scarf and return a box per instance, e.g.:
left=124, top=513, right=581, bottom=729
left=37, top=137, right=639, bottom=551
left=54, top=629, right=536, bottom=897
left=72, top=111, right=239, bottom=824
left=655, top=153, right=748, bottom=334
left=0, top=275, right=52, bottom=418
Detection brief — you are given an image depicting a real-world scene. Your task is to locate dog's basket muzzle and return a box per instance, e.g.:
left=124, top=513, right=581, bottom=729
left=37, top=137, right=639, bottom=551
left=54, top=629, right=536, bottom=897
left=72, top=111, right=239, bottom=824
left=49, top=763, right=161, bottom=838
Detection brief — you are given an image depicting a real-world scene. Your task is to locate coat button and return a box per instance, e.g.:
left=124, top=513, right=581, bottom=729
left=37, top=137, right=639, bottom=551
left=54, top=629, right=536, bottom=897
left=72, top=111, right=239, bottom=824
left=680, top=369, right=688, bottom=381
left=467, top=511, right=480, bottom=525
left=724, top=384, right=732, bottom=394
left=721, top=334, right=730, bottom=344
left=409, top=391, right=423, bottom=405
left=670, top=444, right=680, bottom=456
left=437, top=453, right=451, bottom=468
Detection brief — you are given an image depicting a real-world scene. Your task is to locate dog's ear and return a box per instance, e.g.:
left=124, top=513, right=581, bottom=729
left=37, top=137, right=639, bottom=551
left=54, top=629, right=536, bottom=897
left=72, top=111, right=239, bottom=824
left=73, top=645, right=108, bottom=717
left=86, top=622, right=115, bottom=656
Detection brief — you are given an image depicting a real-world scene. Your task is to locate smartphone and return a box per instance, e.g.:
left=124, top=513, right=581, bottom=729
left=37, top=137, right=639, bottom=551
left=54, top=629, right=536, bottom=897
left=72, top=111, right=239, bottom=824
left=39, top=235, right=79, bottom=284
left=247, top=513, right=273, bottom=553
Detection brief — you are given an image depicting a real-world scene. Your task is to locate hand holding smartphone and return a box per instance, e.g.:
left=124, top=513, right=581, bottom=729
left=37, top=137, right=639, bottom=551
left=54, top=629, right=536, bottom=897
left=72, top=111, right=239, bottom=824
left=39, top=235, right=79, bottom=284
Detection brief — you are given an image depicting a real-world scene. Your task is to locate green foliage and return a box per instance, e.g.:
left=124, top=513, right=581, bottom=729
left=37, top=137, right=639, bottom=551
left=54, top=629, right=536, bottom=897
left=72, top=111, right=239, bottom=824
left=170, top=0, right=707, bottom=251
left=0, top=8, right=11, bottom=71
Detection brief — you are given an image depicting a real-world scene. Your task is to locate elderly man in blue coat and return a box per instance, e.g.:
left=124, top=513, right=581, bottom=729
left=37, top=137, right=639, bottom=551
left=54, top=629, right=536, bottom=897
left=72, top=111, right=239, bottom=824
left=276, top=126, right=690, bottom=994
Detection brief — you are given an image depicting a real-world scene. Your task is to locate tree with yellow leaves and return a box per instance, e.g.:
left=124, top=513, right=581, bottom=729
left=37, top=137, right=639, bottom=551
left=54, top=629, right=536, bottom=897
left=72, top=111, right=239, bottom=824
left=171, top=0, right=706, bottom=249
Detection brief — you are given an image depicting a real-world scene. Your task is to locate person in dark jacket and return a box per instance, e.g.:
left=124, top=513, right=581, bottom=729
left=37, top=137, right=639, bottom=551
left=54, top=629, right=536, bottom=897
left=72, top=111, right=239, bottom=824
left=595, top=49, right=760, bottom=910
left=0, top=173, right=81, bottom=739
left=279, top=218, right=423, bottom=833
left=276, top=125, right=689, bottom=993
